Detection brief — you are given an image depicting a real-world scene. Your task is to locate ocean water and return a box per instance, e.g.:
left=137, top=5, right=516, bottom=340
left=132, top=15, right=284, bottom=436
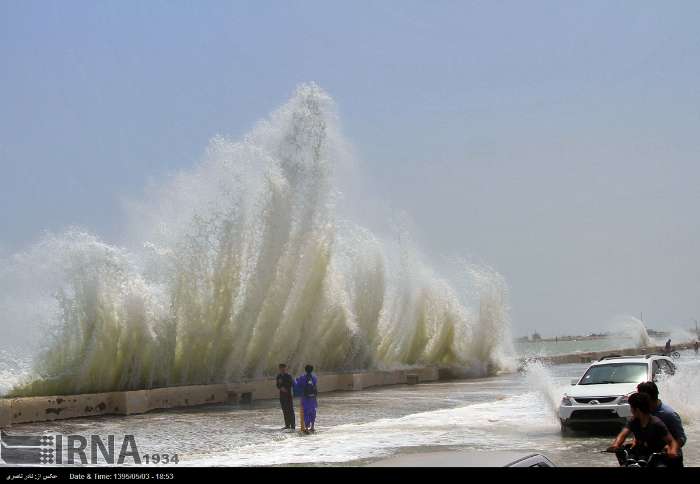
left=515, top=336, right=646, bottom=357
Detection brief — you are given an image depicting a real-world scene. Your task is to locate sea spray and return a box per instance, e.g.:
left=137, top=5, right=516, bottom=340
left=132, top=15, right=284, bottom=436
left=657, top=357, right=700, bottom=425
left=2, top=83, right=515, bottom=397
left=667, top=327, right=696, bottom=345
left=0, top=350, right=32, bottom=396
left=523, top=360, right=562, bottom=421
left=611, top=315, right=652, bottom=348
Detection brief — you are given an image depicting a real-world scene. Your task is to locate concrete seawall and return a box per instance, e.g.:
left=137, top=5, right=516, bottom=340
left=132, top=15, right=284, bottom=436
left=0, top=367, right=439, bottom=428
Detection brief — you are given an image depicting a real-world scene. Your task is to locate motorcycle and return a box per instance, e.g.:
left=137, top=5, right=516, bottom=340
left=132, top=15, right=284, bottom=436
left=605, top=445, right=667, bottom=468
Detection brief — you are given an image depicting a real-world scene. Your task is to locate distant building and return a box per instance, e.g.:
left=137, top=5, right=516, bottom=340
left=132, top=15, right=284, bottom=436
left=587, top=333, right=607, bottom=339
left=531, top=332, right=542, bottom=341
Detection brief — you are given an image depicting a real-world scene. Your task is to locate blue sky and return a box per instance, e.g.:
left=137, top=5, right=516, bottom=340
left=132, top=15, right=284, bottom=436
left=2, top=1, right=699, bottom=336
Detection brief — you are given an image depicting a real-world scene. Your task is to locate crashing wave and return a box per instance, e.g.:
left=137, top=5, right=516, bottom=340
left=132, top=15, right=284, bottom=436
left=2, top=84, right=515, bottom=397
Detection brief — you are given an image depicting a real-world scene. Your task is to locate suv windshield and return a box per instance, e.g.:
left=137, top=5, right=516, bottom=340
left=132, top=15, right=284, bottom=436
left=579, top=363, right=648, bottom=385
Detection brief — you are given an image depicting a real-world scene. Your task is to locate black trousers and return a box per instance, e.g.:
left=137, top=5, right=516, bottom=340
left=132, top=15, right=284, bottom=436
left=668, top=453, right=684, bottom=468
left=280, top=393, right=295, bottom=428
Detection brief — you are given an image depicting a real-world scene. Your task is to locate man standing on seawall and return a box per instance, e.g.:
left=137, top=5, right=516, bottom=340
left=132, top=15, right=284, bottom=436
left=276, top=363, right=295, bottom=430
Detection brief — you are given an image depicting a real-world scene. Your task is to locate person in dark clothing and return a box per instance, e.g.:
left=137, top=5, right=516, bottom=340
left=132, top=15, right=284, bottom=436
left=664, top=339, right=672, bottom=355
left=276, top=363, right=295, bottom=430
left=610, top=381, right=686, bottom=467
left=636, top=381, right=686, bottom=448
left=608, top=392, right=680, bottom=467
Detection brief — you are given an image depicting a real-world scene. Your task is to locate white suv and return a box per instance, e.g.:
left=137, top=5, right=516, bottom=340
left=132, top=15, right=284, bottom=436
left=559, top=354, right=676, bottom=433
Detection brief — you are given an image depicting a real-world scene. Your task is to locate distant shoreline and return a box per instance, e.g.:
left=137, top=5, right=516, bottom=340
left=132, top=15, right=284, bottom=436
left=515, top=332, right=675, bottom=343
left=518, top=341, right=696, bottom=367
left=516, top=335, right=609, bottom=343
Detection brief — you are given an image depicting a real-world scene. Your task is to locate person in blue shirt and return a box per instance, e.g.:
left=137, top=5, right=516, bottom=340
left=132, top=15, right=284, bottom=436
left=609, top=381, right=686, bottom=467
left=295, top=365, right=318, bottom=433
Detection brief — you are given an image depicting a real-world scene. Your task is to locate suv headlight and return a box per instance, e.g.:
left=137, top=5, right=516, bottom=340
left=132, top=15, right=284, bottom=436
left=619, top=393, right=633, bottom=404
left=561, top=396, right=573, bottom=406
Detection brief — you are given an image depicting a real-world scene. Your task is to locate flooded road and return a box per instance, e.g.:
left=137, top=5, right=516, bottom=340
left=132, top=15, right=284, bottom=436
left=5, top=350, right=698, bottom=467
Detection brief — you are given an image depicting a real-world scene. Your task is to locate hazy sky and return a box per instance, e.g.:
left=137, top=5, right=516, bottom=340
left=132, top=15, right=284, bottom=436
left=2, top=1, right=699, bottom=337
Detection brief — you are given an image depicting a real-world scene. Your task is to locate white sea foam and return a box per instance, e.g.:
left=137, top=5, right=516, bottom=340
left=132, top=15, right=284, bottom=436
left=610, top=315, right=652, bottom=348
left=657, top=354, right=700, bottom=425
left=183, top=393, right=557, bottom=466
left=0, top=84, right=515, bottom=396
left=523, top=360, right=564, bottom=421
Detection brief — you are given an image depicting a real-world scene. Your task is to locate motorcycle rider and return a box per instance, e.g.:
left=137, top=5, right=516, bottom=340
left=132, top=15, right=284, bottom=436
left=609, top=381, right=686, bottom=467
left=608, top=392, right=681, bottom=467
